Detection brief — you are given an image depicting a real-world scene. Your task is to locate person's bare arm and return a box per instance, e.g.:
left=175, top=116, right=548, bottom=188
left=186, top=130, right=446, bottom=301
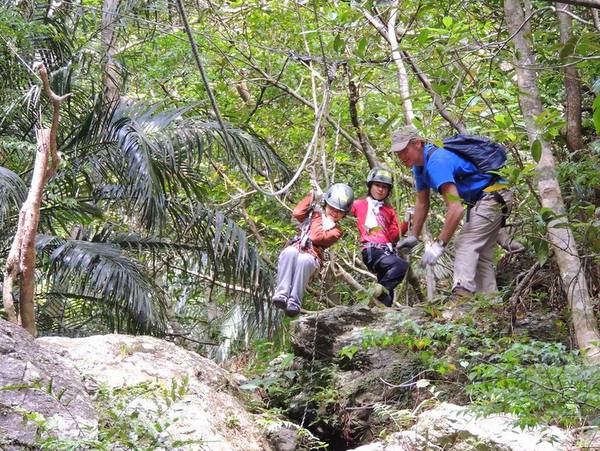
left=438, top=183, right=464, bottom=245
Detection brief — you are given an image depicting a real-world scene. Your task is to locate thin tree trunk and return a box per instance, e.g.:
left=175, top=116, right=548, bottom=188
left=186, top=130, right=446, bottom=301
left=347, top=78, right=378, bottom=168
left=387, top=2, right=414, bottom=125
left=504, top=0, right=600, bottom=363
left=556, top=4, right=584, bottom=151
left=102, top=0, right=120, bottom=105
left=360, top=6, right=467, bottom=133
left=593, top=9, right=600, bottom=31
left=2, top=65, right=69, bottom=336
left=542, top=0, right=600, bottom=9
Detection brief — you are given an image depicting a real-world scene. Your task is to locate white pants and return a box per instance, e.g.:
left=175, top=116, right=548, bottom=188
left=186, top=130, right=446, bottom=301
left=273, top=245, right=319, bottom=305
left=453, top=190, right=512, bottom=293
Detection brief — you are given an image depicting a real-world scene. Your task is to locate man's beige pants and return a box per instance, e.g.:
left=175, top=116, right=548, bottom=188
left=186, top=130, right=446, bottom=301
left=453, top=190, right=512, bottom=293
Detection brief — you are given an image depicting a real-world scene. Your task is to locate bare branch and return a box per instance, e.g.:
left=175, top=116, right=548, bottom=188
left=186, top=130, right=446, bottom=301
left=542, top=0, right=600, bottom=9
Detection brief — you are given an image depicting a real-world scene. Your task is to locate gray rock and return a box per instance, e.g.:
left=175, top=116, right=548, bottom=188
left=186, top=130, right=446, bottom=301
left=40, top=333, right=272, bottom=451
left=0, top=320, right=97, bottom=447
left=351, top=402, right=574, bottom=451
left=284, top=305, right=428, bottom=446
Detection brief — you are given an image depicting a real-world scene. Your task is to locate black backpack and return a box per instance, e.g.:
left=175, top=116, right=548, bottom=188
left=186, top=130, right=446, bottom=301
left=440, top=134, right=507, bottom=173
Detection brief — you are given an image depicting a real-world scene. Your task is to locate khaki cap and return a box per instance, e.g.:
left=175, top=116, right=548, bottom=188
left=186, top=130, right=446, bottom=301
left=389, top=125, right=422, bottom=153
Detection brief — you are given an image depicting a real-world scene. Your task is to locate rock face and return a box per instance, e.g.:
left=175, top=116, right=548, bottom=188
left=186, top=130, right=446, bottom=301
left=279, top=305, right=577, bottom=450
left=0, top=320, right=97, bottom=448
left=350, top=402, right=574, bottom=451
left=285, top=305, right=430, bottom=447
left=40, top=333, right=272, bottom=451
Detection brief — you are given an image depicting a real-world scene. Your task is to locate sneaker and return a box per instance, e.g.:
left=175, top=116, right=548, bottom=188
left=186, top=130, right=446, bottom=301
left=271, top=295, right=287, bottom=310
left=285, top=299, right=301, bottom=317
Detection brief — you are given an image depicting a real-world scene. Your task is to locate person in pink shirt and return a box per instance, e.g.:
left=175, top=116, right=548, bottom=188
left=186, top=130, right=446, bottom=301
left=352, top=167, right=408, bottom=307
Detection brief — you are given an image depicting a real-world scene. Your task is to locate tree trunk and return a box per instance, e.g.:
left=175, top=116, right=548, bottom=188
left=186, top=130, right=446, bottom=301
left=400, top=50, right=468, bottom=134
left=361, top=6, right=467, bottom=133
left=387, top=3, right=414, bottom=125
left=542, top=0, right=600, bottom=9
left=593, top=9, right=600, bottom=31
left=2, top=66, right=69, bottom=337
left=102, top=0, right=121, bottom=105
left=347, top=78, right=378, bottom=168
left=504, top=0, right=600, bottom=363
left=556, top=4, right=584, bottom=151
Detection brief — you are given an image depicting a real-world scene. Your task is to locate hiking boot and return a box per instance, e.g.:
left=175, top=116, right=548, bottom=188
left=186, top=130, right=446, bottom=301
left=367, top=283, right=388, bottom=308
left=271, top=295, right=287, bottom=310
left=443, top=287, right=473, bottom=321
left=285, top=298, right=302, bottom=317
left=450, top=286, right=472, bottom=301
left=368, top=297, right=387, bottom=309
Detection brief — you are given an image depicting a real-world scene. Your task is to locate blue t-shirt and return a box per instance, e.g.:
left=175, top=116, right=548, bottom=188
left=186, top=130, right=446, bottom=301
left=412, top=143, right=495, bottom=205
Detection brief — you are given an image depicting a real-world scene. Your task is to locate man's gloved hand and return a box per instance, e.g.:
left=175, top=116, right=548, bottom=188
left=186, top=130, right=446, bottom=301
left=420, top=240, right=445, bottom=267
left=396, top=236, right=419, bottom=252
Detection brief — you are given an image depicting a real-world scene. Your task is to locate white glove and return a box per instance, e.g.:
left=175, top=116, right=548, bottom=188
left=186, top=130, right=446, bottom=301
left=396, top=236, right=419, bottom=252
left=420, top=240, right=445, bottom=267
left=321, top=214, right=336, bottom=231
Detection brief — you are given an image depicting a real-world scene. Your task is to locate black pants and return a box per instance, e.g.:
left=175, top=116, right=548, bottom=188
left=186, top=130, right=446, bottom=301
left=362, top=247, right=408, bottom=307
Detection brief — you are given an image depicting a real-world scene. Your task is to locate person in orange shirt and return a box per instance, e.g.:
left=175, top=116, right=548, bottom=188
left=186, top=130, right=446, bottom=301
left=271, top=183, right=354, bottom=316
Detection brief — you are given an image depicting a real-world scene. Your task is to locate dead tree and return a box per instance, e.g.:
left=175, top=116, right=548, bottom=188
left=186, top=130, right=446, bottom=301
left=2, top=65, right=70, bottom=336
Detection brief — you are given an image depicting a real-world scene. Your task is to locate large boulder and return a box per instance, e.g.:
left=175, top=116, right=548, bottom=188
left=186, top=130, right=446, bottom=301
left=40, top=333, right=272, bottom=451
left=282, top=305, right=431, bottom=447
left=0, top=320, right=97, bottom=448
left=350, top=402, right=574, bottom=451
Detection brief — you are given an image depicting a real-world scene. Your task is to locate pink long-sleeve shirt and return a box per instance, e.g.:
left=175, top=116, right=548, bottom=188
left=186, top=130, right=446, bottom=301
left=351, top=198, right=405, bottom=245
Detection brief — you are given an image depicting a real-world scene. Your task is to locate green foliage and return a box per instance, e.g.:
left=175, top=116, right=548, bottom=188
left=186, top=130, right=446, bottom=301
left=337, top=320, right=460, bottom=376
left=36, top=378, right=194, bottom=450
left=466, top=341, right=600, bottom=428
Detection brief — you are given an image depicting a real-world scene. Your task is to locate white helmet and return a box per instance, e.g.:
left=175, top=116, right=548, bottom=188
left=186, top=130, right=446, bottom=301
left=367, top=166, right=393, bottom=188
left=323, top=183, right=354, bottom=213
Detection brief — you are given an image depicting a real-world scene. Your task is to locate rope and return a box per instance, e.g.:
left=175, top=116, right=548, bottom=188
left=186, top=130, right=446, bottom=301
left=299, top=259, right=328, bottom=429
left=175, top=0, right=335, bottom=197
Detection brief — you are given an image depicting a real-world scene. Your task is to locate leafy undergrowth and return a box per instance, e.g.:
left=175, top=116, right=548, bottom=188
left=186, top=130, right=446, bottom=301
left=240, top=294, right=600, bottom=443
left=466, top=341, right=600, bottom=428
left=34, top=378, right=195, bottom=450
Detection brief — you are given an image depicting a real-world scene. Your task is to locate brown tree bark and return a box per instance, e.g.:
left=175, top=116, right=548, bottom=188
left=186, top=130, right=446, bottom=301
left=556, top=4, right=584, bottom=151
left=504, top=0, right=600, bottom=363
left=347, top=78, right=378, bottom=169
left=102, top=0, right=121, bottom=105
left=2, top=65, right=70, bottom=336
left=543, top=0, right=600, bottom=9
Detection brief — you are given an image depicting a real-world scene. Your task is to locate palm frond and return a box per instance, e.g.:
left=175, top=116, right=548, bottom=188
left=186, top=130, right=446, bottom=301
left=36, top=234, right=168, bottom=335
left=171, top=119, right=290, bottom=182
left=0, top=166, right=27, bottom=225
left=64, top=100, right=290, bottom=231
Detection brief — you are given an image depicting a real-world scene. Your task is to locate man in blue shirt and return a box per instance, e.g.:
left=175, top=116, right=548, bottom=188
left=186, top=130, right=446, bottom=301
left=391, top=125, right=512, bottom=300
